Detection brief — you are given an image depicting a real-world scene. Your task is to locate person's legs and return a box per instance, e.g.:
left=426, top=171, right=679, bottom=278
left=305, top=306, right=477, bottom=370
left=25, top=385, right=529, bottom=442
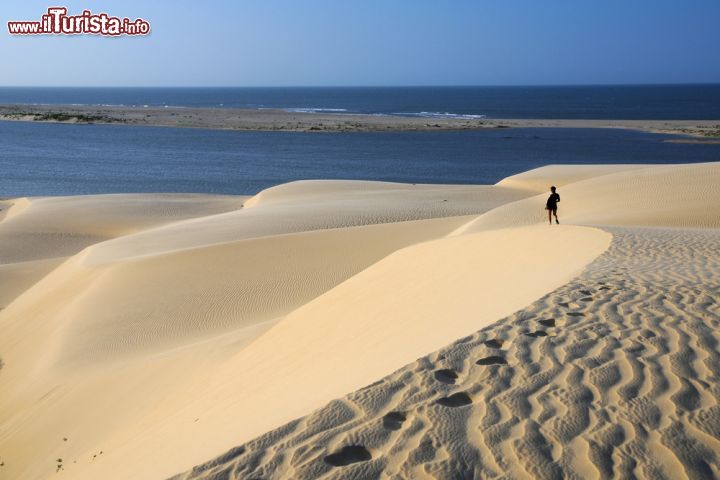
left=548, top=208, right=552, bottom=224
left=553, top=209, right=559, bottom=224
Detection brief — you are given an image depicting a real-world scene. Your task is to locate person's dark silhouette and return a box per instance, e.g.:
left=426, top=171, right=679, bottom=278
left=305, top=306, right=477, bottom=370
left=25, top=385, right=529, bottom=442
left=546, top=186, right=560, bottom=225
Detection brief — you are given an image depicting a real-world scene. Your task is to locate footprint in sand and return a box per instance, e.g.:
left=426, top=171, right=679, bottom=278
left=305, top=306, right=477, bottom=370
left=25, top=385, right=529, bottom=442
left=639, top=329, right=657, bottom=339
left=435, top=392, right=473, bottom=407
left=539, top=318, right=556, bottom=327
left=382, top=411, right=407, bottom=431
left=323, top=445, right=372, bottom=466
left=476, top=355, right=508, bottom=365
left=580, top=289, right=593, bottom=295
left=579, top=297, right=593, bottom=302
left=434, top=369, right=458, bottom=384
left=525, top=331, right=548, bottom=338
left=567, top=312, right=584, bottom=317
left=484, top=338, right=505, bottom=349
left=540, top=318, right=566, bottom=329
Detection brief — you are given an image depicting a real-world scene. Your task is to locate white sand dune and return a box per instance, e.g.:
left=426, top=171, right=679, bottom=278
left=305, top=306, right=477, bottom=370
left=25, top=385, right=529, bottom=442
left=0, top=194, right=243, bottom=263
left=11, top=216, right=476, bottom=370
left=169, top=162, right=720, bottom=480
left=85, top=181, right=527, bottom=264
left=0, top=257, right=65, bottom=306
left=495, top=164, right=654, bottom=193
left=0, top=194, right=243, bottom=309
left=0, top=181, right=533, bottom=480
left=1, top=163, right=719, bottom=480
left=458, top=162, right=720, bottom=233
left=178, top=226, right=720, bottom=480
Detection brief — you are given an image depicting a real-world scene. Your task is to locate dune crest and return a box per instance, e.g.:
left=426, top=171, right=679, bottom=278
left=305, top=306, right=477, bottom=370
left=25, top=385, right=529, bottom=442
left=175, top=227, right=720, bottom=480
left=0, top=180, right=539, bottom=480
left=1, top=164, right=718, bottom=480
left=457, top=162, right=720, bottom=234
left=495, top=164, right=654, bottom=193
left=0, top=197, right=32, bottom=223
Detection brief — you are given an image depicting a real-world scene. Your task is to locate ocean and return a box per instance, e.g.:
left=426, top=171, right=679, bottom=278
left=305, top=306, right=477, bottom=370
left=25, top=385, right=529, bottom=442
left=0, top=86, right=719, bottom=196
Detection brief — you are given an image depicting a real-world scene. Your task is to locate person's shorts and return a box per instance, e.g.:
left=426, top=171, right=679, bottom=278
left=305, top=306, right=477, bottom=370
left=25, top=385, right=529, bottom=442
left=547, top=206, right=557, bottom=212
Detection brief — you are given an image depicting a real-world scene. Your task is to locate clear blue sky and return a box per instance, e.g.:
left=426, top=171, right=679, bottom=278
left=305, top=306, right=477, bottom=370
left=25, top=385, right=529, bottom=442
left=2, top=0, right=719, bottom=86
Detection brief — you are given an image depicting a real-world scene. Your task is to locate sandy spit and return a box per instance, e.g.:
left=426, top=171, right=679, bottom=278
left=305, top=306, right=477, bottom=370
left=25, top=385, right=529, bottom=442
left=0, top=104, right=719, bottom=136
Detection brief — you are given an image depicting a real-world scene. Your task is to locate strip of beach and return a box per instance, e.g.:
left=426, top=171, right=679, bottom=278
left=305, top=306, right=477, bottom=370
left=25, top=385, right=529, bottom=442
left=1, top=162, right=719, bottom=479
left=1, top=103, right=719, bottom=139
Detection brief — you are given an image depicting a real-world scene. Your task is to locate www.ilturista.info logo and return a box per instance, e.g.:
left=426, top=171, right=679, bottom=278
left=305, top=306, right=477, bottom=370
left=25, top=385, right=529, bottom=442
left=8, top=7, right=150, bottom=36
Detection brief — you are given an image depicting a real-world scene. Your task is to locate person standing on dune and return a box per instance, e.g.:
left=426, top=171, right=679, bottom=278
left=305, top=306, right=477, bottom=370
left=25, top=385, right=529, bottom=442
left=546, top=186, right=560, bottom=224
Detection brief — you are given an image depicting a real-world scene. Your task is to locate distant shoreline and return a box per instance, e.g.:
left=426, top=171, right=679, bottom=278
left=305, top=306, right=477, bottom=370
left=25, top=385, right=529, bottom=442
left=0, top=103, right=719, bottom=137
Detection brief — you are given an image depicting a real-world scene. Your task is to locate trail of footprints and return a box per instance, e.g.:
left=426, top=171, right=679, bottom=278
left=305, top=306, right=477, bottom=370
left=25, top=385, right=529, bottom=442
left=172, top=228, right=720, bottom=480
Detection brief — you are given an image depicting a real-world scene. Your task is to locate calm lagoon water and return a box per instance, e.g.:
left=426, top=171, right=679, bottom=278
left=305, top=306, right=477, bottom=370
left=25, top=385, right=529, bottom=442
left=1, top=120, right=718, bottom=196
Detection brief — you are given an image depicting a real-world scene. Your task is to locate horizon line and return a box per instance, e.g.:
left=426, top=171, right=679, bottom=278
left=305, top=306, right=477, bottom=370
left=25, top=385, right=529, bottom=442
left=0, top=82, right=719, bottom=89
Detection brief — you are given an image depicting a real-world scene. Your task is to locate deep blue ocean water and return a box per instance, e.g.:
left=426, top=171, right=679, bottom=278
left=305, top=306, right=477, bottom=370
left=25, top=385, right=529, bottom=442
left=1, top=120, right=719, bottom=196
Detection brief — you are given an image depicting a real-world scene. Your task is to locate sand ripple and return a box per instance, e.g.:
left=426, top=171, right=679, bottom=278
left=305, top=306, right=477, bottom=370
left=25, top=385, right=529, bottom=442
left=171, top=227, right=720, bottom=480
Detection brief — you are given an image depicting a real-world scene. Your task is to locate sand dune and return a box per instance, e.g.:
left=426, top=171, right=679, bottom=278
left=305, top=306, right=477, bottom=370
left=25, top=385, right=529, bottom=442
left=1, top=163, right=719, bottom=480
left=495, top=164, right=654, bottom=193
left=178, top=226, right=720, bottom=479
left=0, top=181, right=533, bottom=480
left=459, top=162, right=720, bottom=233
left=0, top=224, right=607, bottom=480
left=0, top=257, right=66, bottom=306
left=85, top=181, right=528, bottom=264
left=0, top=194, right=243, bottom=263
left=0, top=194, right=244, bottom=311
left=168, top=162, right=720, bottom=480
left=17, top=216, right=477, bottom=369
